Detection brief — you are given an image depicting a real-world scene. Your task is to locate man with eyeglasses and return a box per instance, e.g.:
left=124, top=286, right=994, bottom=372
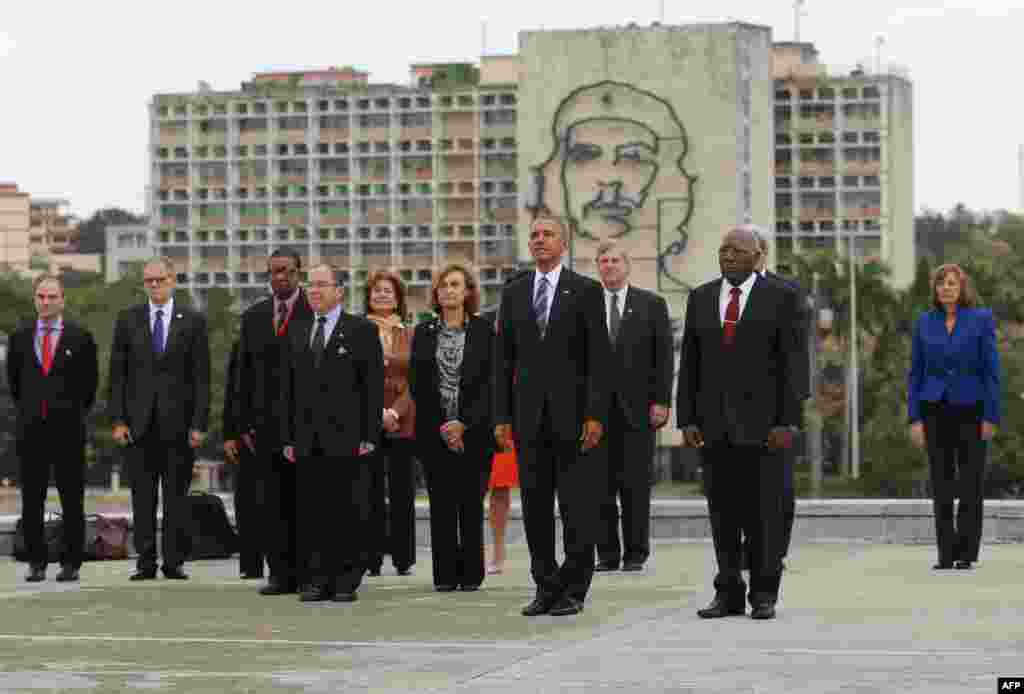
left=109, top=257, right=211, bottom=581
left=227, top=249, right=312, bottom=594
left=279, top=264, right=383, bottom=603
left=676, top=227, right=804, bottom=621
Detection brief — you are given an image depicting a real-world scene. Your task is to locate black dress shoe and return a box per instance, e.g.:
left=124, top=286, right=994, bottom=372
left=300, top=585, right=331, bottom=602
left=259, top=580, right=297, bottom=595
left=366, top=567, right=382, bottom=577
left=240, top=571, right=264, bottom=580
left=130, top=569, right=157, bottom=581
left=25, top=566, right=46, bottom=583
left=435, top=584, right=458, bottom=592
left=396, top=567, right=413, bottom=577
left=621, top=561, right=644, bottom=572
left=750, top=603, right=777, bottom=620
left=162, top=566, right=189, bottom=580
left=548, top=596, right=584, bottom=616
left=594, top=561, right=619, bottom=572
left=459, top=584, right=480, bottom=592
left=697, top=597, right=746, bottom=619
left=332, top=591, right=358, bottom=602
left=56, top=566, right=80, bottom=582
left=521, top=594, right=556, bottom=617
left=932, top=562, right=954, bottom=570
left=954, top=560, right=973, bottom=570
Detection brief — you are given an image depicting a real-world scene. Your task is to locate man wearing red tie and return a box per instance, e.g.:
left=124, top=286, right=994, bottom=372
left=7, top=274, right=98, bottom=582
left=676, top=227, right=805, bottom=620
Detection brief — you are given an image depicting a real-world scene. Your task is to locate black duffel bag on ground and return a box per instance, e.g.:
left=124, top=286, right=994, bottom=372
left=183, top=491, right=238, bottom=560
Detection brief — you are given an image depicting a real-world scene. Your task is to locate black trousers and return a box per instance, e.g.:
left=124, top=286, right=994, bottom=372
left=233, top=442, right=265, bottom=577
left=262, top=450, right=298, bottom=586
left=366, top=437, right=417, bottom=572
left=518, top=406, right=603, bottom=603
left=17, top=419, right=86, bottom=569
left=421, top=439, right=491, bottom=588
left=129, top=416, right=194, bottom=572
left=923, top=400, right=987, bottom=564
left=297, top=447, right=370, bottom=593
left=597, top=404, right=654, bottom=566
left=701, top=441, right=784, bottom=606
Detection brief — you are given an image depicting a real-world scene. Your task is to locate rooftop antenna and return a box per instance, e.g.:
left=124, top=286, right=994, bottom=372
left=1019, top=144, right=1024, bottom=211
left=874, top=34, right=886, bottom=74
left=659, top=0, right=665, bottom=23
left=481, top=21, right=487, bottom=56
left=794, top=0, right=807, bottom=41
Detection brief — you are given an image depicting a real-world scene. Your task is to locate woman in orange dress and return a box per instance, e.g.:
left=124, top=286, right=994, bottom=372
left=486, top=444, right=518, bottom=574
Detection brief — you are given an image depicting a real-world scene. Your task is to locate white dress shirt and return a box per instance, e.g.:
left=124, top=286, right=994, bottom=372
left=310, top=303, right=343, bottom=347
left=533, top=264, right=563, bottom=325
left=603, top=283, right=629, bottom=335
left=149, top=297, right=174, bottom=352
left=718, top=272, right=758, bottom=326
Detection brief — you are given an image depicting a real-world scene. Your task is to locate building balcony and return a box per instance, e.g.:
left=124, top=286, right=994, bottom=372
left=238, top=131, right=269, bottom=145
left=158, top=131, right=189, bottom=146
left=398, top=254, right=434, bottom=268
left=480, top=252, right=516, bottom=265
left=365, top=210, right=391, bottom=224
left=400, top=126, right=432, bottom=140
left=238, top=256, right=267, bottom=271
left=275, top=130, right=308, bottom=145
left=493, top=208, right=517, bottom=223
left=398, top=209, right=434, bottom=225
left=799, top=162, right=835, bottom=176
left=843, top=207, right=882, bottom=219
left=279, top=214, right=309, bottom=226
left=361, top=255, right=395, bottom=269
left=357, top=127, right=391, bottom=142
left=319, top=254, right=352, bottom=268
left=161, top=176, right=190, bottom=189
left=844, top=161, right=881, bottom=176
left=199, top=176, right=228, bottom=187
left=194, top=132, right=228, bottom=147
left=320, top=214, right=351, bottom=226
left=774, top=163, right=793, bottom=176
left=197, top=216, right=228, bottom=228
left=240, top=215, right=270, bottom=226
left=159, top=217, right=189, bottom=229
left=196, top=257, right=229, bottom=272
left=319, top=128, right=351, bottom=142
left=275, top=174, right=308, bottom=185
left=799, top=209, right=836, bottom=222
left=776, top=207, right=793, bottom=220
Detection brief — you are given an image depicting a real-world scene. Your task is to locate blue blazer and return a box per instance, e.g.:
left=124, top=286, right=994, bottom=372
left=907, top=307, right=1000, bottom=424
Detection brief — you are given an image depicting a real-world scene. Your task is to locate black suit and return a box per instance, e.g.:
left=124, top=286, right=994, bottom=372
left=764, top=271, right=811, bottom=561
left=232, top=292, right=312, bottom=586
left=596, top=286, right=673, bottom=567
left=109, top=301, right=211, bottom=572
left=494, top=267, right=610, bottom=604
left=282, top=311, right=383, bottom=594
left=223, top=340, right=262, bottom=577
left=7, top=319, right=98, bottom=570
left=677, top=274, right=803, bottom=606
left=410, top=315, right=495, bottom=589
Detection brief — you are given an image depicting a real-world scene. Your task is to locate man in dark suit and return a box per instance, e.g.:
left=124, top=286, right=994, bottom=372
left=223, top=339, right=263, bottom=579
left=226, top=249, right=312, bottom=594
left=109, top=258, right=210, bottom=581
left=752, top=227, right=811, bottom=567
left=677, top=226, right=804, bottom=620
left=494, top=216, right=610, bottom=617
left=7, top=274, right=98, bottom=582
left=281, top=263, right=383, bottom=603
left=593, top=242, right=674, bottom=573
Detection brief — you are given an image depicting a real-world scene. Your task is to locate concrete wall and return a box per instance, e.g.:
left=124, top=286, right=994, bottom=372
left=480, top=55, right=522, bottom=85
left=517, top=23, right=774, bottom=320
left=886, top=76, right=915, bottom=289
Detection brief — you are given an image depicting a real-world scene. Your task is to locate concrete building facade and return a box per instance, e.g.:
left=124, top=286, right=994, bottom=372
left=0, top=184, right=31, bottom=272
left=0, top=185, right=100, bottom=277
left=105, top=223, right=152, bottom=283
left=772, top=42, right=914, bottom=288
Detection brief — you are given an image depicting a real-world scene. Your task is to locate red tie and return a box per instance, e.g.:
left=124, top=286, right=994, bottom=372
left=41, top=325, right=53, bottom=418
left=723, top=287, right=741, bottom=346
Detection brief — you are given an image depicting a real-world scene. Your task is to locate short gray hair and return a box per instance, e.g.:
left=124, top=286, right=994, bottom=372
left=144, top=256, right=176, bottom=275
left=33, top=273, right=64, bottom=294
left=595, top=240, right=631, bottom=265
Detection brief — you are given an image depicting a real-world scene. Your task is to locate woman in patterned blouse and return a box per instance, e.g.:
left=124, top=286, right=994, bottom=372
left=409, top=265, right=496, bottom=592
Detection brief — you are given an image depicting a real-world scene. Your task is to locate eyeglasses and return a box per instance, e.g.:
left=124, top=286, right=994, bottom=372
left=143, top=276, right=170, bottom=286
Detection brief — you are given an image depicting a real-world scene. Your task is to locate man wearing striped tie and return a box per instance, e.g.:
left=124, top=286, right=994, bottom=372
left=7, top=273, right=97, bottom=582
left=494, top=216, right=611, bottom=617
left=676, top=226, right=805, bottom=621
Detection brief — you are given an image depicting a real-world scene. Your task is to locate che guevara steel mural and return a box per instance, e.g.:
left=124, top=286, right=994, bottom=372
left=525, top=80, right=698, bottom=290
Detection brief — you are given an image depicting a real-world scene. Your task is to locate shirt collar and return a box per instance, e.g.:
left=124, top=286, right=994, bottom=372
left=277, top=288, right=301, bottom=311
left=535, top=264, right=563, bottom=288
left=315, top=303, right=342, bottom=324
left=149, top=297, right=174, bottom=316
left=37, top=317, right=63, bottom=332
left=604, top=283, right=629, bottom=300
left=724, top=272, right=758, bottom=295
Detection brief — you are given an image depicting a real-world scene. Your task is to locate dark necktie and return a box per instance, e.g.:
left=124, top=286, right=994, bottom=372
left=723, top=287, right=741, bottom=346
left=276, top=301, right=288, bottom=336
left=153, top=309, right=165, bottom=355
left=311, top=316, right=327, bottom=368
left=534, top=276, right=549, bottom=337
left=609, top=292, right=621, bottom=345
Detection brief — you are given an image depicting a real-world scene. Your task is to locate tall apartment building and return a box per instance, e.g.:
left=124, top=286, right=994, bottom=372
left=0, top=183, right=31, bottom=272
left=149, top=62, right=520, bottom=313
left=772, top=42, right=914, bottom=288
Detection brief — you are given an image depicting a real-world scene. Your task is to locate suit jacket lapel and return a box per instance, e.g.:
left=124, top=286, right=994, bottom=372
left=523, top=278, right=542, bottom=342
left=162, top=308, right=184, bottom=358
left=709, top=279, right=723, bottom=332
left=47, top=323, right=71, bottom=373
left=323, top=312, right=347, bottom=358
left=734, top=276, right=764, bottom=343
left=546, top=271, right=571, bottom=338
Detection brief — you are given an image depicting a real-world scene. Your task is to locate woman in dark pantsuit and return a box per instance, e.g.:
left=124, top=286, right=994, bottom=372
left=410, top=264, right=495, bottom=591
left=364, top=271, right=417, bottom=577
left=908, top=263, right=1000, bottom=570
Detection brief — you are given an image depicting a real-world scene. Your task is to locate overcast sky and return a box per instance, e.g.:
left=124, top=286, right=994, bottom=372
left=1, top=1, right=1020, bottom=219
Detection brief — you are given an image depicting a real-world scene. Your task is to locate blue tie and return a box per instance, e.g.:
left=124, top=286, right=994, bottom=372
left=153, top=309, right=165, bottom=355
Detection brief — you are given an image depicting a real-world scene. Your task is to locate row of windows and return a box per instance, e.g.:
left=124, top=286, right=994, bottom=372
left=160, top=110, right=515, bottom=133
left=776, top=219, right=882, bottom=234
left=156, top=223, right=516, bottom=243
left=776, top=131, right=881, bottom=146
left=157, top=180, right=517, bottom=199
left=775, top=103, right=882, bottom=120
left=155, top=93, right=517, bottom=118
left=168, top=265, right=518, bottom=291
left=155, top=138, right=518, bottom=160
left=776, top=175, right=880, bottom=189
left=774, top=85, right=881, bottom=101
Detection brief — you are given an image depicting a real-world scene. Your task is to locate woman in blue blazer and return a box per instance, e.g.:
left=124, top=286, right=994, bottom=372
left=907, top=264, right=1000, bottom=570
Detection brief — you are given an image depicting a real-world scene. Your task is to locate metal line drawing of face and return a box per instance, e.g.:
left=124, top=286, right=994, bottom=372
left=527, top=81, right=698, bottom=290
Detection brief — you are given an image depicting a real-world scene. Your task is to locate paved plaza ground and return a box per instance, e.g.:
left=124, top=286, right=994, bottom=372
left=0, top=541, right=1021, bottom=693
